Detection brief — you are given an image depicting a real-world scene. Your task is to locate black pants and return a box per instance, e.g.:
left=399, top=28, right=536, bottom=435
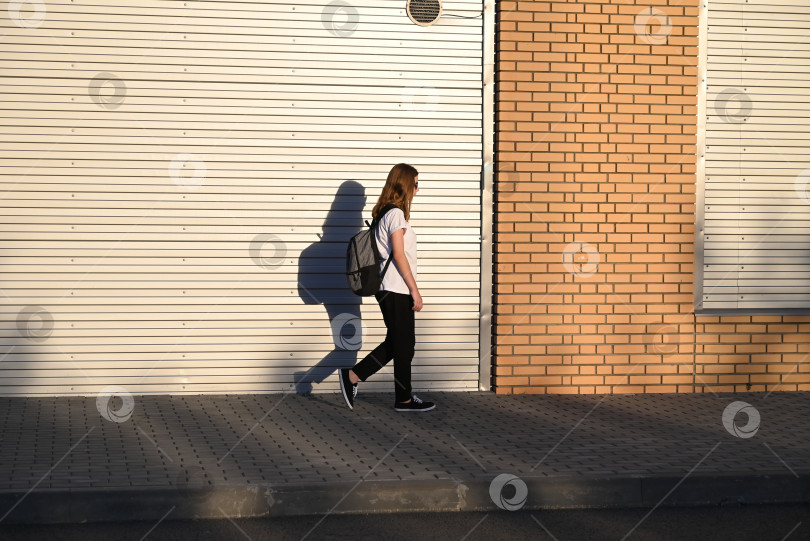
left=351, top=291, right=414, bottom=403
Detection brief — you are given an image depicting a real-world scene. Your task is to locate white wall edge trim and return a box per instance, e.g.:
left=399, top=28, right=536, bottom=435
left=695, top=0, right=708, bottom=315
left=479, top=0, right=495, bottom=390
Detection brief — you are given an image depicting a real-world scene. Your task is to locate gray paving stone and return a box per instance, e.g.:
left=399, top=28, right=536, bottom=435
left=0, top=391, right=809, bottom=524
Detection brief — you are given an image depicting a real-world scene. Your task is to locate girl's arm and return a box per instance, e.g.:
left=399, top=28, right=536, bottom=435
left=390, top=228, right=422, bottom=311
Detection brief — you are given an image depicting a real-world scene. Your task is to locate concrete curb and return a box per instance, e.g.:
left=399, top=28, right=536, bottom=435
left=1, top=473, right=808, bottom=524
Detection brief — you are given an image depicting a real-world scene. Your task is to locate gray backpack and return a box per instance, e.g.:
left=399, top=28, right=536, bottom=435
left=345, top=204, right=397, bottom=296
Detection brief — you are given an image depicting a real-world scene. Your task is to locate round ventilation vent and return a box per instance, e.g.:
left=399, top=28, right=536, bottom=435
left=407, top=0, right=442, bottom=27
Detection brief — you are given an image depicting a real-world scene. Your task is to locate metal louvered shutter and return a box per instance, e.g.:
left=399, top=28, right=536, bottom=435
left=698, top=0, right=810, bottom=313
left=0, top=0, right=488, bottom=396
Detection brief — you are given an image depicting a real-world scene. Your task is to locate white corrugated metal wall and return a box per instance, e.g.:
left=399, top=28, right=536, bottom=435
left=0, top=0, right=487, bottom=396
left=698, top=0, right=810, bottom=313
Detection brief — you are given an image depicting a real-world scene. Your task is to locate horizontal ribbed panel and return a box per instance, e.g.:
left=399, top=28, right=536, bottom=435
left=0, top=0, right=485, bottom=395
left=701, top=0, right=810, bottom=311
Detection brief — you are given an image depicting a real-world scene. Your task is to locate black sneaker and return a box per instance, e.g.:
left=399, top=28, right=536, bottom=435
left=339, top=368, right=357, bottom=410
left=394, top=395, right=435, bottom=412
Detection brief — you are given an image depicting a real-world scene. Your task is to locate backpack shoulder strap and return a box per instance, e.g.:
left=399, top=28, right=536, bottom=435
left=372, top=204, right=399, bottom=281
left=372, top=203, right=399, bottom=229
left=380, top=250, right=394, bottom=279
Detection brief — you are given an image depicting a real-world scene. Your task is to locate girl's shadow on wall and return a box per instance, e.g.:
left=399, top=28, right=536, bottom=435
left=295, top=180, right=366, bottom=394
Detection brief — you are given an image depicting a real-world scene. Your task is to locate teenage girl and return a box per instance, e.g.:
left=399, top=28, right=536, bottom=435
left=339, top=163, right=435, bottom=412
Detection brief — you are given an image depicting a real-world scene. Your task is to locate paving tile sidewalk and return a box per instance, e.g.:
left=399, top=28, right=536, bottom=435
left=0, top=391, right=808, bottom=525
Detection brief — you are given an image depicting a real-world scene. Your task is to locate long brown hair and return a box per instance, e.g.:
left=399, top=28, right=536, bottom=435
left=372, top=163, right=418, bottom=221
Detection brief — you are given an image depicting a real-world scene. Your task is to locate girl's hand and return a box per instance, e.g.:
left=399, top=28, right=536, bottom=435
left=411, top=290, right=423, bottom=312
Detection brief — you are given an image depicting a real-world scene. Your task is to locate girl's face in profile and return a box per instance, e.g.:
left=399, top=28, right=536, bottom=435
left=414, top=175, right=419, bottom=195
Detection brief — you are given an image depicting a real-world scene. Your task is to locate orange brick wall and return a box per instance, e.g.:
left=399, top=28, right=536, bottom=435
left=493, top=0, right=810, bottom=394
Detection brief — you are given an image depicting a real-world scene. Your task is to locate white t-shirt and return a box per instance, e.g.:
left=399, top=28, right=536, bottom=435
left=375, top=207, right=417, bottom=295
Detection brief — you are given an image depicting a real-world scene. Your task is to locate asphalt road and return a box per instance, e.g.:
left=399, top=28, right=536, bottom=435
left=1, top=504, right=808, bottom=540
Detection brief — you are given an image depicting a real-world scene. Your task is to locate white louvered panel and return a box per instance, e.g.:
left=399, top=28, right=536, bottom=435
left=711, top=0, right=810, bottom=7
left=0, top=0, right=485, bottom=396
left=701, top=0, right=810, bottom=311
